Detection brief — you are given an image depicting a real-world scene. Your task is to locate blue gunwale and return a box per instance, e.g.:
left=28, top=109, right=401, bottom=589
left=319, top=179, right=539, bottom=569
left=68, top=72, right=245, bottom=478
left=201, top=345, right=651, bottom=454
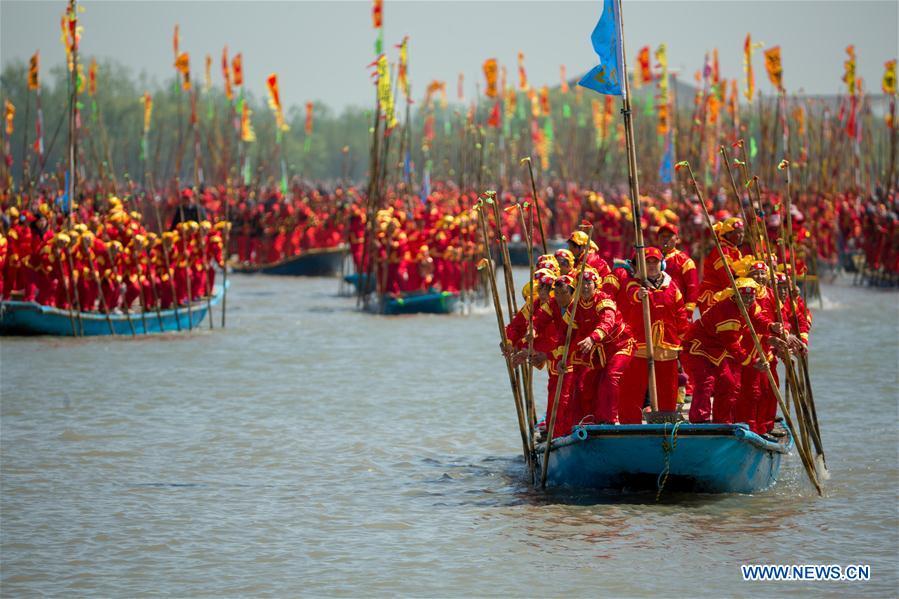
left=535, top=422, right=793, bottom=494
left=231, top=245, right=347, bottom=276
left=0, top=282, right=227, bottom=336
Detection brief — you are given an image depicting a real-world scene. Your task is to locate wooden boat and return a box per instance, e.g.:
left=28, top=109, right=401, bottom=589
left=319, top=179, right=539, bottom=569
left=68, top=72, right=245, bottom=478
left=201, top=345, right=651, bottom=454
left=231, top=245, right=348, bottom=276
left=505, top=238, right=568, bottom=266
left=535, top=422, right=792, bottom=494
left=0, top=283, right=227, bottom=336
left=366, top=289, right=460, bottom=315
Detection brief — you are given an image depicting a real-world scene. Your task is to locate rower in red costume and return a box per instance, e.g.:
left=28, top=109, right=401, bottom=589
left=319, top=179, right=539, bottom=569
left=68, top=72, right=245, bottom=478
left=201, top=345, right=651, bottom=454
left=696, top=217, right=745, bottom=312
left=565, top=268, right=634, bottom=425
left=656, top=223, right=699, bottom=316
left=616, top=247, right=690, bottom=422
left=683, top=278, right=782, bottom=424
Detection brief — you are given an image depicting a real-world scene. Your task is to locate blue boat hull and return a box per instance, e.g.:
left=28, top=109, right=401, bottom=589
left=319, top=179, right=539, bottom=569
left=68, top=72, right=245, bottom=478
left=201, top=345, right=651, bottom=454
left=368, top=290, right=460, bottom=315
left=232, top=246, right=347, bottom=276
left=0, top=284, right=226, bottom=336
left=536, top=423, right=791, bottom=494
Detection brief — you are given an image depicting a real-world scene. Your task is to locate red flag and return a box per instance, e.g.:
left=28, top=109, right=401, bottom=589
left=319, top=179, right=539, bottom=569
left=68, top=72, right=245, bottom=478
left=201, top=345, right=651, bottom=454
left=372, top=0, right=383, bottom=28
left=487, top=101, right=501, bottom=128
left=637, top=46, right=651, bottom=84
left=232, top=53, right=243, bottom=87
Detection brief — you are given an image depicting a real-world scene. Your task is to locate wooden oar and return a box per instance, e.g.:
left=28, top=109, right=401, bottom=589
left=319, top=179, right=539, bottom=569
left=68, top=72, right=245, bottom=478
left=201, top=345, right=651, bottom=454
left=54, top=242, right=78, bottom=336
left=81, top=236, right=117, bottom=336
left=521, top=157, right=548, bottom=254
left=476, top=200, right=532, bottom=473
left=63, top=242, right=84, bottom=336
left=679, top=162, right=823, bottom=496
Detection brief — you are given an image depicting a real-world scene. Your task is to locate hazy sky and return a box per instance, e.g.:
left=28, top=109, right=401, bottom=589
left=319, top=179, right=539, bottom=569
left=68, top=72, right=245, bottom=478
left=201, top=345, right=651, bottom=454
left=2, top=0, right=897, bottom=111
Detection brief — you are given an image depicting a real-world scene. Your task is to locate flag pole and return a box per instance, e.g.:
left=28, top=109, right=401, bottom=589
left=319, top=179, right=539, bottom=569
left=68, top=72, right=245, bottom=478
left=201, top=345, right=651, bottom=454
left=615, top=0, right=659, bottom=414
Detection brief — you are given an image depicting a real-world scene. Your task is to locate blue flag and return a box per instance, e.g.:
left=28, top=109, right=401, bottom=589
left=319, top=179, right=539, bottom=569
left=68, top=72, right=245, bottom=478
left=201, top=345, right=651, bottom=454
left=578, top=0, right=625, bottom=97
left=420, top=166, right=431, bottom=204
left=403, top=149, right=412, bottom=184
left=58, top=170, right=71, bottom=214
left=659, top=137, right=673, bottom=184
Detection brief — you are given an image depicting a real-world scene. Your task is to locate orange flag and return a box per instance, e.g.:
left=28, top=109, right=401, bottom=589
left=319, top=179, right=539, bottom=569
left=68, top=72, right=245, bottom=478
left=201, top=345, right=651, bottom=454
left=483, top=58, right=498, bottom=98
left=28, top=52, right=40, bottom=90
left=560, top=65, right=569, bottom=94
left=539, top=85, right=550, bottom=115
left=305, top=101, right=314, bottom=135
left=175, top=52, right=191, bottom=90
left=88, top=58, right=97, bottom=96
left=141, top=92, right=153, bottom=133
left=518, top=52, right=529, bottom=91
left=764, top=46, right=783, bottom=91
left=5, top=99, right=15, bottom=136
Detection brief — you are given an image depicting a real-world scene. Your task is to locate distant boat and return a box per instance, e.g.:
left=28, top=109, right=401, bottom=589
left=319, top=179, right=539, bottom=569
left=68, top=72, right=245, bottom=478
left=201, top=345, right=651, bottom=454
left=366, top=289, right=460, bottom=316
left=0, top=283, right=227, bottom=337
left=535, top=422, right=792, bottom=494
left=231, top=245, right=347, bottom=276
left=505, top=238, right=568, bottom=266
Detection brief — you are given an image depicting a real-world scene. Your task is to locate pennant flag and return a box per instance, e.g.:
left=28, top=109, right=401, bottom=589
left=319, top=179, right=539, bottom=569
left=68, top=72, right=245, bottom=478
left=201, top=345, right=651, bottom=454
left=266, top=73, right=289, bottom=131
left=4, top=99, right=15, bottom=136
left=764, top=46, right=783, bottom=91
left=560, top=65, right=570, bottom=94
left=420, top=164, right=431, bottom=204
left=376, top=55, right=398, bottom=129
left=539, top=85, right=551, bottom=115
left=28, top=51, right=40, bottom=90
left=518, top=52, right=529, bottom=91
left=232, top=53, right=243, bottom=87
left=743, top=34, right=754, bottom=102
left=487, top=101, right=501, bottom=128
left=458, top=72, right=464, bottom=101
left=141, top=92, right=152, bottom=133
left=175, top=52, right=191, bottom=90
left=173, top=24, right=180, bottom=61
left=578, top=0, right=625, bottom=97
left=240, top=98, right=255, bottom=142
left=655, top=43, right=670, bottom=136
left=372, top=0, right=383, bottom=28
left=88, top=58, right=97, bottom=96
left=483, top=58, right=498, bottom=98
left=221, top=46, right=233, bottom=100
left=884, top=59, right=897, bottom=95
left=403, top=149, right=412, bottom=184
left=842, top=45, right=857, bottom=97
left=305, top=101, right=314, bottom=135
left=636, top=46, right=651, bottom=86
left=204, top=54, right=212, bottom=92
left=396, top=36, right=410, bottom=99
left=659, top=138, right=674, bottom=183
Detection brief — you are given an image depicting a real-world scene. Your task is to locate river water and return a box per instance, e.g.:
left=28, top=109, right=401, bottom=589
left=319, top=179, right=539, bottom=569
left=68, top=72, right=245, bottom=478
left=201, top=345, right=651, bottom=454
left=1, top=270, right=897, bottom=597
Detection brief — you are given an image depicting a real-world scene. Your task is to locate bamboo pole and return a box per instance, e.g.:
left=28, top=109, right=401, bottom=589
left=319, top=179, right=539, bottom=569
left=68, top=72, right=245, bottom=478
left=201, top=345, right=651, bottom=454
left=477, top=199, right=532, bottom=469
left=616, top=7, right=659, bottom=413
left=521, top=157, right=548, bottom=254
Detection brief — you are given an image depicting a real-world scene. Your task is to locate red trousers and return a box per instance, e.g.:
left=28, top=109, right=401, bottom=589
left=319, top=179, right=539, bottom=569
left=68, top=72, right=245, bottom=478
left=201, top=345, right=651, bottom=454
left=736, top=359, right=780, bottom=435
left=36, top=274, right=58, bottom=307
left=619, top=358, right=679, bottom=423
left=592, top=351, right=633, bottom=424
left=685, top=353, right=740, bottom=423
left=546, top=368, right=575, bottom=438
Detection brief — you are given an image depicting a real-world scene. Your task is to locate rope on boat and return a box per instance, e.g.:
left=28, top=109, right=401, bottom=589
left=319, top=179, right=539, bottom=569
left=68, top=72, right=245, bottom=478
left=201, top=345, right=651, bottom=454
left=656, top=421, right=683, bottom=501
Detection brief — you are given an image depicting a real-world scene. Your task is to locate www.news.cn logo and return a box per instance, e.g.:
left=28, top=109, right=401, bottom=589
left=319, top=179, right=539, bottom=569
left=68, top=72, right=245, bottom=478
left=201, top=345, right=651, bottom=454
left=741, top=564, right=871, bottom=582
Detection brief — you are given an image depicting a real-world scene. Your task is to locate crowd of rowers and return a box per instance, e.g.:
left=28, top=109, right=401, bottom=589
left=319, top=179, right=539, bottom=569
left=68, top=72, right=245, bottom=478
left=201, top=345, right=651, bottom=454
left=0, top=193, right=228, bottom=312
left=501, top=218, right=812, bottom=439
left=1, top=177, right=894, bottom=310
